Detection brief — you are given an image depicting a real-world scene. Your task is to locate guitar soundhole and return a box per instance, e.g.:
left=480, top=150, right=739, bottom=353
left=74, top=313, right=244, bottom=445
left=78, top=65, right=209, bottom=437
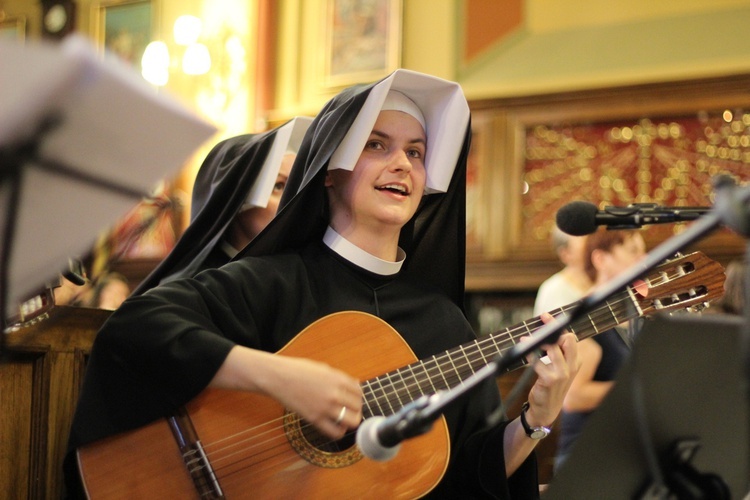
left=300, top=424, right=356, bottom=452
left=283, top=411, right=363, bottom=468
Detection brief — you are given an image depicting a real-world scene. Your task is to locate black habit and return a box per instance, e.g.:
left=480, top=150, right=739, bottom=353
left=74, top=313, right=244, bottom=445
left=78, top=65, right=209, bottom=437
left=65, top=70, right=538, bottom=499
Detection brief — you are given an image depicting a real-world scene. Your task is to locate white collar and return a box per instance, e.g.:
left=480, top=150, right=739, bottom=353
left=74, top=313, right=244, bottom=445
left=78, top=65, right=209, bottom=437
left=220, top=239, right=240, bottom=259
left=323, top=226, right=404, bottom=276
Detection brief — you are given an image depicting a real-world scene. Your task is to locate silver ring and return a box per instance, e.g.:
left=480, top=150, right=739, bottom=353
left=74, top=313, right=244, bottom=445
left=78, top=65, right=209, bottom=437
left=335, top=406, right=347, bottom=425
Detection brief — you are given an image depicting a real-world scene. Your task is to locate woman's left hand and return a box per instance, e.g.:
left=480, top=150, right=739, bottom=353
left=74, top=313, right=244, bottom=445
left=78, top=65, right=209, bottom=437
left=524, top=314, right=581, bottom=427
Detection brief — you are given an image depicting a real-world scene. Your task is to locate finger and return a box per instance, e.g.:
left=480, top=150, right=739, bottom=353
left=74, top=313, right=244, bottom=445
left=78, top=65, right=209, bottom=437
left=558, top=333, right=581, bottom=371
left=339, top=406, right=362, bottom=429
left=343, top=382, right=364, bottom=407
left=539, top=331, right=576, bottom=363
left=317, top=418, right=348, bottom=440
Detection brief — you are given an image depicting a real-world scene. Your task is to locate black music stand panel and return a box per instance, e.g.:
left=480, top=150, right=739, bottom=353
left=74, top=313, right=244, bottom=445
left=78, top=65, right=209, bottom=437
left=545, top=314, right=750, bottom=499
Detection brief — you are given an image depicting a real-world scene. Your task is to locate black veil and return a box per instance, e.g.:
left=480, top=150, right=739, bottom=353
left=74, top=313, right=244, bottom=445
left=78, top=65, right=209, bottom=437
left=236, top=70, right=471, bottom=309
left=134, top=117, right=312, bottom=295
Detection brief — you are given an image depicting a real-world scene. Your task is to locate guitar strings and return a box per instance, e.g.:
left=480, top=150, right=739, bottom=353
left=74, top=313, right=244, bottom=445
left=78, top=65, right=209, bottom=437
left=193, top=291, right=639, bottom=485
left=197, top=278, right=668, bottom=480
left=193, top=273, right=675, bottom=482
left=188, top=266, right=696, bottom=486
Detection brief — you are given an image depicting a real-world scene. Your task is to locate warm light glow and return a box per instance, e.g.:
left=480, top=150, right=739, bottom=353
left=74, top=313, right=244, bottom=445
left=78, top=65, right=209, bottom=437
left=174, top=15, right=202, bottom=45
left=141, top=41, right=170, bottom=86
left=182, top=43, right=211, bottom=75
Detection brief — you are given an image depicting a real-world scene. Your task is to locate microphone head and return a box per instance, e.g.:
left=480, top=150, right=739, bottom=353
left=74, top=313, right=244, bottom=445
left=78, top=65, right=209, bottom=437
left=356, top=416, right=400, bottom=462
left=556, top=201, right=599, bottom=236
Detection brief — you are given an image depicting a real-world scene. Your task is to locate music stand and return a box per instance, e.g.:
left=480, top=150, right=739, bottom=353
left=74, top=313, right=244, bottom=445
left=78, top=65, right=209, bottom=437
left=0, top=35, right=217, bottom=326
left=544, top=314, right=750, bottom=499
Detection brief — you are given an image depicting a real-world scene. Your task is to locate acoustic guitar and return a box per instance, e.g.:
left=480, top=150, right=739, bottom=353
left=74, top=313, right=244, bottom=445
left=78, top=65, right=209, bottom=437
left=77, top=252, right=725, bottom=499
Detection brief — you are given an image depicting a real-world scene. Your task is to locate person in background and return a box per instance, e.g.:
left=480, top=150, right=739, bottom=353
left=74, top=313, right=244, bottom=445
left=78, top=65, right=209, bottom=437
left=554, top=228, right=646, bottom=471
left=53, top=275, right=91, bottom=307
left=533, top=226, right=592, bottom=316
left=89, top=272, right=130, bottom=310
left=708, top=259, right=746, bottom=315
left=53, top=259, right=91, bottom=307
left=65, top=69, right=579, bottom=498
left=133, top=116, right=313, bottom=294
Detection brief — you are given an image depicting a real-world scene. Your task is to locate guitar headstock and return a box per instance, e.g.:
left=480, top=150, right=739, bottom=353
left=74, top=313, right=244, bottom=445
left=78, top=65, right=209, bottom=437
left=633, top=251, right=725, bottom=316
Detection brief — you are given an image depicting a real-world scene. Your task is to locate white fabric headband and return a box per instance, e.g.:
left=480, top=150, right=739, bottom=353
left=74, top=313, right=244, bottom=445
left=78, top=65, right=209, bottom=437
left=243, top=116, right=313, bottom=210
left=381, top=91, right=426, bottom=130
left=328, top=69, right=469, bottom=194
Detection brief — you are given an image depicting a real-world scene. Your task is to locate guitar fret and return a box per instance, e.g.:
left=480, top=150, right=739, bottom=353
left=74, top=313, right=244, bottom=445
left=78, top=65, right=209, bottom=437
left=522, top=321, right=532, bottom=337
left=406, top=364, right=427, bottom=398
left=605, top=301, right=619, bottom=324
left=417, top=359, right=439, bottom=394
left=361, top=380, right=376, bottom=417
left=568, top=323, right=578, bottom=337
left=488, top=333, right=501, bottom=353
left=459, top=345, right=475, bottom=375
left=396, top=369, right=419, bottom=403
left=587, top=314, right=600, bottom=334
left=384, top=372, right=404, bottom=408
left=474, top=343, right=489, bottom=367
left=626, top=285, right=644, bottom=316
left=373, top=375, right=395, bottom=414
left=446, top=351, right=463, bottom=387
left=430, top=355, right=450, bottom=391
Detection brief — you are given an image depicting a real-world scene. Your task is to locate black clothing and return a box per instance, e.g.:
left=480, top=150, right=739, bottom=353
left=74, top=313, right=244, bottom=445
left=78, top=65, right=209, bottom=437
left=66, top=71, right=538, bottom=499
left=133, top=131, right=277, bottom=294
left=68, top=243, right=538, bottom=498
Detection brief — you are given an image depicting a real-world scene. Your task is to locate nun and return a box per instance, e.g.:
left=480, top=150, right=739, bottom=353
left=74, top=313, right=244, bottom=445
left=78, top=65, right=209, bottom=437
left=133, top=116, right=313, bottom=294
left=65, top=70, right=578, bottom=499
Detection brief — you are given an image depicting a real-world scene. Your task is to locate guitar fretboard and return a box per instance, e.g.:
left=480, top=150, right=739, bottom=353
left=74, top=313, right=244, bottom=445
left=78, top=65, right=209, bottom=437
left=359, top=288, right=637, bottom=419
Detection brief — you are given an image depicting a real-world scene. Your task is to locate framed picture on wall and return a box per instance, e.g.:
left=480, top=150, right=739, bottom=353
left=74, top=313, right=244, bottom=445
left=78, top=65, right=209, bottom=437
left=96, top=0, right=154, bottom=67
left=322, top=0, right=402, bottom=89
left=0, top=15, right=26, bottom=42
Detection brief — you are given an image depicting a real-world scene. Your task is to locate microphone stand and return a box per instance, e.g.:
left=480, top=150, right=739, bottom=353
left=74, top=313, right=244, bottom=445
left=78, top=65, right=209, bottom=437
left=364, top=176, right=750, bottom=480
left=378, top=359, right=512, bottom=444
left=497, top=175, right=750, bottom=498
left=496, top=175, right=750, bottom=374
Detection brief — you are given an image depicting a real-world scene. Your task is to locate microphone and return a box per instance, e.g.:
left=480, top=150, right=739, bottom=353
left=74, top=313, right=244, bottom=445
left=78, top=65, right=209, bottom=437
left=556, top=201, right=711, bottom=236
left=356, top=393, right=439, bottom=461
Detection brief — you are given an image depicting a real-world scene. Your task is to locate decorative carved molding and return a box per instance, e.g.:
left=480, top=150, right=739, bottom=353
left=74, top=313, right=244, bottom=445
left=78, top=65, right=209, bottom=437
left=466, top=73, right=750, bottom=291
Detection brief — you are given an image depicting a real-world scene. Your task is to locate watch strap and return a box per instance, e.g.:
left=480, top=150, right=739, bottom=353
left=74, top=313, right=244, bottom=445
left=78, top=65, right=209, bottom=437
left=520, top=401, right=551, bottom=439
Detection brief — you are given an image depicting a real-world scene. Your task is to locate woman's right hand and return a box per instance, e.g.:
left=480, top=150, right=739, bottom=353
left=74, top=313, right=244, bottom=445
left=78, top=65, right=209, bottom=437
left=211, top=346, right=363, bottom=439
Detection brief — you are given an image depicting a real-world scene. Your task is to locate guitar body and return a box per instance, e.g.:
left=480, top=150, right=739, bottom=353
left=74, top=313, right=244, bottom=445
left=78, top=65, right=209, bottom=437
left=78, top=312, right=450, bottom=499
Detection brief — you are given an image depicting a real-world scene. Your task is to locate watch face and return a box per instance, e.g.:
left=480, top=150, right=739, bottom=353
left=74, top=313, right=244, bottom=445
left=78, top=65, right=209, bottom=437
left=44, top=4, right=68, bottom=33
left=530, top=428, right=550, bottom=440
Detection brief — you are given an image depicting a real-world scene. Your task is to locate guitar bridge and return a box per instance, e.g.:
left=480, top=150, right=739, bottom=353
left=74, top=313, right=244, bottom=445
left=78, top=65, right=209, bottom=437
left=168, top=411, right=225, bottom=498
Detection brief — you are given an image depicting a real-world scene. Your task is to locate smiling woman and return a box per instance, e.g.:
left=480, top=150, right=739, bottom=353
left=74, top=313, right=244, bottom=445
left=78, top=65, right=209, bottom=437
left=325, top=103, right=427, bottom=258
left=68, top=69, right=578, bottom=499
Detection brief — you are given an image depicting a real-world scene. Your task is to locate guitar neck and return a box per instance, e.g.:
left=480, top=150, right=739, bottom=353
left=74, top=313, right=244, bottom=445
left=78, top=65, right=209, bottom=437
left=361, top=287, right=638, bottom=418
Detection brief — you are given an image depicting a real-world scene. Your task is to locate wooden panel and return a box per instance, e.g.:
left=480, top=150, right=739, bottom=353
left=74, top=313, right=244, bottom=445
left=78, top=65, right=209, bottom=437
left=1, top=306, right=109, bottom=499
left=0, top=352, right=37, bottom=499
left=466, top=73, right=750, bottom=291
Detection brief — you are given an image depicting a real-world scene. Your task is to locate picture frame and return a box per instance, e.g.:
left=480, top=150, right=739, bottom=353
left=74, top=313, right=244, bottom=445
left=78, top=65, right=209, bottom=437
left=465, top=74, right=750, bottom=291
left=322, top=0, right=402, bottom=89
left=96, top=0, right=154, bottom=67
left=0, top=15, right=26, bottom=42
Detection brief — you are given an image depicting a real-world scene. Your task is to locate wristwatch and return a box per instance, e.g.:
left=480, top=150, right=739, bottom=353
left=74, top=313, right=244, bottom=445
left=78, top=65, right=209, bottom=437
left=520, top=402, right=551, bottom=440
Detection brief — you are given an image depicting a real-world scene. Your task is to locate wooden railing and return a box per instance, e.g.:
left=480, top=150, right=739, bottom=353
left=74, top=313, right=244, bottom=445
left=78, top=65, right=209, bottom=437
left=1, top=306, right=110, bottom=499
